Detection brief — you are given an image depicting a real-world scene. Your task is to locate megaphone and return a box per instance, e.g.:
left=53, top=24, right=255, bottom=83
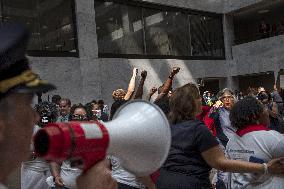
left=34, top=100, right=171, bottom=176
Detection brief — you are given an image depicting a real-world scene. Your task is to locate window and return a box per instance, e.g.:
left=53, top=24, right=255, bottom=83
left=143, top=9, right=191, bottom=56
left=0, top=0, right=78, bottom=57
left=95, top=2, right=144, bottom=54
left=190, top=14, right=224, bottom=57
left=233, top=2, right=284, bottom=45
left=94, top=0, right=224, bottom=59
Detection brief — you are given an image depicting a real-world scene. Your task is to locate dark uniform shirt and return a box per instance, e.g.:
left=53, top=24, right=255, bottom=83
left=157, top=119, right=219, bottom=189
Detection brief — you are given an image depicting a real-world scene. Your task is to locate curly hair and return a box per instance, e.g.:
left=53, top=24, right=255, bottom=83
left=168, top=83, right=200, bottom=124
left=217, top=88, right=236, bottom=100
left=229, top=96, right=264, bottom=129
left=112, top=89, right=126, bottom=100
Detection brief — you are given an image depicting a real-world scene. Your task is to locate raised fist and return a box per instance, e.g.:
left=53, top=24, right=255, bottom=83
left=171, top=67, right=180, bottom=76
left=149, top=87, right=158, bottom=96
left=133, top=68, right=138, bottom=76
left=141, top=70, right=147, bottom=78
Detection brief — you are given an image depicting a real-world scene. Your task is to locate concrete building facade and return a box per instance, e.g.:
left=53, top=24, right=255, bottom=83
left=5, top=0, right=283, bottom=105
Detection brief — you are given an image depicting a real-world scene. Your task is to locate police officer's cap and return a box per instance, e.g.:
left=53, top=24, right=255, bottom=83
left=0, top=23, right=56, bottom=100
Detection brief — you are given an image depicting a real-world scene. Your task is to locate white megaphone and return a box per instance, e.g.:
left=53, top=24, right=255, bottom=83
left=34, top=100, right=171, bottom=176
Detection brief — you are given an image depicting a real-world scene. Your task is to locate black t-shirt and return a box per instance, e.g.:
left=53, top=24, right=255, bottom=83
left=110, top=99, right=127, bottom=120
left=154, top=96, right=170, bottom=115
left=162, top=119, right=219, bottom=184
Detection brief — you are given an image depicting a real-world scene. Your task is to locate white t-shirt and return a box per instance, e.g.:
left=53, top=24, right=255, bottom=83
left=56, top=116, right=82, bottom=189
left=226, top=130, right=284, bottom=189
left=22, top=125, right=50, bottom=171
left=60, top=160, right=82, bottom=189
left=110, top=156, right=145, bottom=189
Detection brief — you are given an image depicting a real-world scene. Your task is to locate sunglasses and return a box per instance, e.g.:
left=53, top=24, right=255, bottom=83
left=71, top=114, right=88, bottom=121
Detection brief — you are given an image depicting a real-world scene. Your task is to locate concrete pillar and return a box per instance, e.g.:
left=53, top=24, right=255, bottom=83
left=122, top=6, right=133, bottom=34
left=222, top=15, right=237, bottom=92
left=223, top=14, right=235, bottom=60
left=76, top=0, right=102, bottom=103
left=219, top=76, right=239, bottom=91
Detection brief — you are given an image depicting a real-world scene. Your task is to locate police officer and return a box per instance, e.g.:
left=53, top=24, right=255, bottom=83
left=0, top=23, right=116, bottom=189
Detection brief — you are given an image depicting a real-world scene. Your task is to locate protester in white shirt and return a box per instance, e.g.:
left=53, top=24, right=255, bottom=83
left=227, top=96, right=284, bottom=189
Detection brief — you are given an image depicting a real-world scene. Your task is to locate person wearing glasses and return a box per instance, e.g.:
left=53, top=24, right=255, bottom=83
left=203, top=88, right=237, bottom=188
left=49, top=104, right=89, bottom=189
left=69, top=104, right=89, bottom=121
left=156, top=83, right=284, bottom=189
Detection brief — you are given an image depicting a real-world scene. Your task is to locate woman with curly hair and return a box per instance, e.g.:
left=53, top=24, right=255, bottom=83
left=156, top=83, right=284, bottom=189
left=227, top=96, right=284, bottom=189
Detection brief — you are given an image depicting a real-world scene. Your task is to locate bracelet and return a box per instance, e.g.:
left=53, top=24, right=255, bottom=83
left=169, top=75, right=174, bottom=79
left=262, top=163, right=268, bottom=174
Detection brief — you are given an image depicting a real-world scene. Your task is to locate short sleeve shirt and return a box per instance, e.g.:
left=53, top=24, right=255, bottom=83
left=226, top=130, right=284, bottom=189
left=162, top=119, right=219, bottom=180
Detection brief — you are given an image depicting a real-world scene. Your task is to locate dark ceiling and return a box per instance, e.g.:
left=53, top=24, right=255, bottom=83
left=232, top=0, right=284, bottom=21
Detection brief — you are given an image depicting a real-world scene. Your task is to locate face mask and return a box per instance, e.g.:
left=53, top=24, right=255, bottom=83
left=39, top=115, right=52, bottom=127
left=41, top=116, right=49, bottom=123
left=93, top=110, right=101, bottom=118
left=72, top=114, right=88, bottom=121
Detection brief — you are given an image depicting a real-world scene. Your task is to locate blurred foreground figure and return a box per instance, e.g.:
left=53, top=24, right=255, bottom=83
left=0, top=23, right=55, bottom=188
left=0, top=23, right=117, bottom=189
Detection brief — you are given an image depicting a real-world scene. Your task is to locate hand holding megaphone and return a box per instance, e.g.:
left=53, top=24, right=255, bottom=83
left=34, top=100, right=171, bottom=176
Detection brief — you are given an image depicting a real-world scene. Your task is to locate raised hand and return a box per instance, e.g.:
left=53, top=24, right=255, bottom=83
left=133, top=68, right=138, bottom=76
left=170, top=67, right=180, bottom=76
left=141, top=70, right=147, bottom=78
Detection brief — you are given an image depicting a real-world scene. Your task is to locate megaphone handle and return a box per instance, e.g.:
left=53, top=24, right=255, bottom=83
left=80, top=121, right=110, bottom=172
left=81, top=151, right=107, bottom=172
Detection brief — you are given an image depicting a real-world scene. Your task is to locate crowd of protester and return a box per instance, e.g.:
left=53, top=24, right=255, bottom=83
left=17, top=64, right=284, bottom=189
left=1, top=23, right=284, bottom=189
left=2, top=18, right=284, bottom=189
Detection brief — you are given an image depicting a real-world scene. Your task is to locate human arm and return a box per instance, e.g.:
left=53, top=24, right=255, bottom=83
left=134, top=70, right=147, bottom=99
left=124, top=68, right=138, bottom=101
left=50, top=161, right=64, bottom=187
left=77, top=159, right=117, bottom=189
left=203, top=110, right=217, bottom=137
left=155, top=67, right=180, bottom=101
left=268, top=102, right=279, bottom=118
left=146, top=87, right=158, bottom=101
left=194, top=123, right=284, bottom=175
left=138, top=176, right=156, bottom=189
left=201, top=146, right=284, bottom=174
